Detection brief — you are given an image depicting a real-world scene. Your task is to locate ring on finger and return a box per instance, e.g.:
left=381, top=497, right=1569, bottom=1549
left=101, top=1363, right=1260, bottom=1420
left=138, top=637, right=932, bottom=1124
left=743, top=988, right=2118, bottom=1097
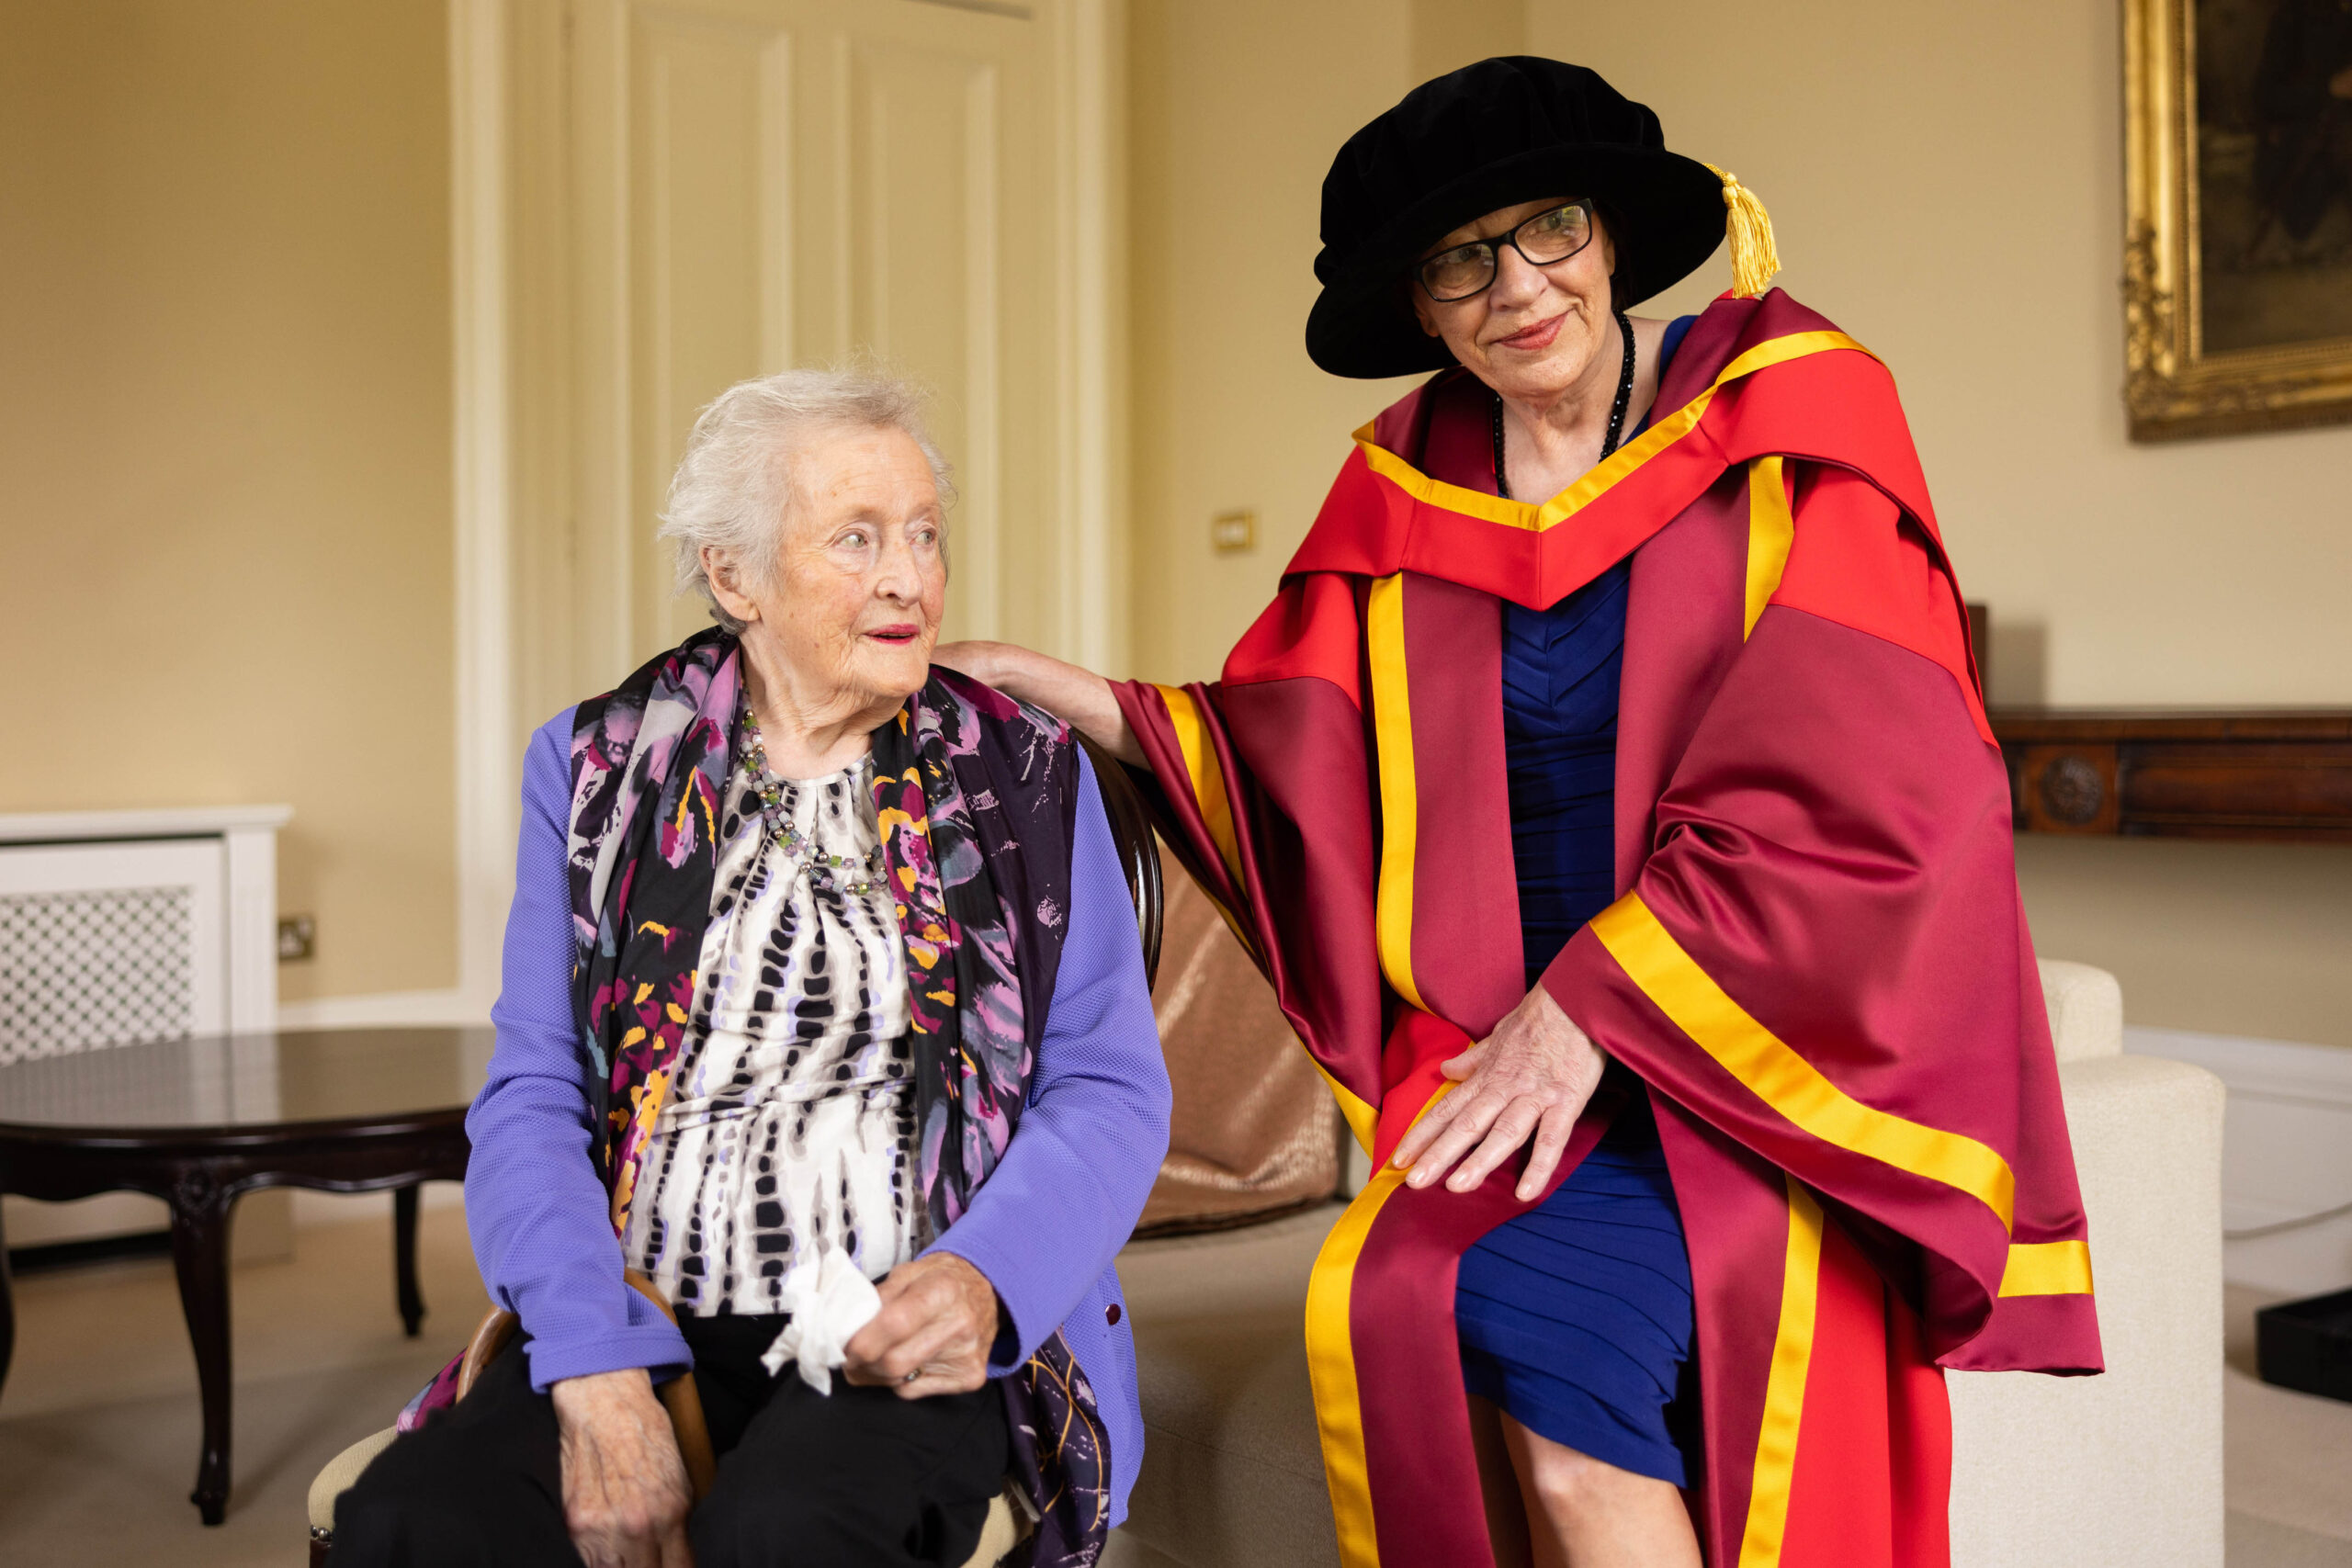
left=902, top=1368, right=921, bottom=1384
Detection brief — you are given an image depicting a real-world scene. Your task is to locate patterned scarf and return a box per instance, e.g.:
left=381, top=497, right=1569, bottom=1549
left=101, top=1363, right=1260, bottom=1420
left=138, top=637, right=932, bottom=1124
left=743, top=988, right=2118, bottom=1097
left=567, top=626, right=1075, bottom=1235
left=406, top=627, right=1112, bottom=1565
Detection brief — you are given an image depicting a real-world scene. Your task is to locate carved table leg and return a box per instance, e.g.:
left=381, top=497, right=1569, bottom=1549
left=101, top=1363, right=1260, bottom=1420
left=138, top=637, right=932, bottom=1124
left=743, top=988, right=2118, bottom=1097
left=168, top=1164, right=237, bottom=1525
left=393, top=1182, right=424, bottom=1337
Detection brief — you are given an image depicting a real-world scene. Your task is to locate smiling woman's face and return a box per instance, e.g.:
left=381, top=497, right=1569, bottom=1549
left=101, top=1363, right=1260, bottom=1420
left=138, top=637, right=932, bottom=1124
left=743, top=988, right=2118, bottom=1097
left=1409, top=197, right=1618, bottom=408
left=708, top=423, right=947, bottom=716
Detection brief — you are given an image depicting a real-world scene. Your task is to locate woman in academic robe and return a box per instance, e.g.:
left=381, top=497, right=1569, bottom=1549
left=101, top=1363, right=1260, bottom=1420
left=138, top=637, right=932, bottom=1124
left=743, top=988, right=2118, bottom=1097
left=944, top=56, right=2100, bottom=1568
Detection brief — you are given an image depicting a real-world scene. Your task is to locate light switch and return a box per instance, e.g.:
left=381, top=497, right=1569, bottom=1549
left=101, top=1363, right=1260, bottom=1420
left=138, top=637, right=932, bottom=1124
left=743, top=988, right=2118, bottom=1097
left=277, top=915, right=316, bottom=962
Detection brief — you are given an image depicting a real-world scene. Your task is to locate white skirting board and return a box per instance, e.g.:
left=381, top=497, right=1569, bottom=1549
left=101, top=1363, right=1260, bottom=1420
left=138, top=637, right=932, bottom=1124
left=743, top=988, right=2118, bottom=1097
left=2125, top=1025, right=2352, bottom=1299
left=275, top=987, right=490, bottom=1030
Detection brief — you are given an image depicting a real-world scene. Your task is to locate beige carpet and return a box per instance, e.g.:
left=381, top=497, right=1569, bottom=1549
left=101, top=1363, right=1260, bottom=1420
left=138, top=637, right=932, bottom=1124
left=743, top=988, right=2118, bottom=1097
left=1, top=1210, right=2346, bottom=1565
left=2226, top=1284, right=2352, bottom=1565
left=0, top=1199, right=484, bottom=1567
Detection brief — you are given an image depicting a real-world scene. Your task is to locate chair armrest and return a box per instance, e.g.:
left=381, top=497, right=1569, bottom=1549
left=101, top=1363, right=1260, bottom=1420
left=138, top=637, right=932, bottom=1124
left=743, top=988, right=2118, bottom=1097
left=2038, top=960, right=2124, bottom=1062
left=1949, top=1053, right=2225, bottom=1568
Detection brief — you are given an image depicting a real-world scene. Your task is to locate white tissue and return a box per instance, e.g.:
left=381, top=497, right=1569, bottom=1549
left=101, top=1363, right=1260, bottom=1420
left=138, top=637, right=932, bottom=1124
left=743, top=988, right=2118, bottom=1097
left=759, top=1245, right=884, bottom=1394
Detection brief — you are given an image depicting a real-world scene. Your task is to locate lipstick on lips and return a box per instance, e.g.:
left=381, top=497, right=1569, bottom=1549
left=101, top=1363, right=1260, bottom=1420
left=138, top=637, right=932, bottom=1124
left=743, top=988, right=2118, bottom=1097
left=1492, top=311, right=1566, bottom=353
left=867, top=623, right=921, bottom=644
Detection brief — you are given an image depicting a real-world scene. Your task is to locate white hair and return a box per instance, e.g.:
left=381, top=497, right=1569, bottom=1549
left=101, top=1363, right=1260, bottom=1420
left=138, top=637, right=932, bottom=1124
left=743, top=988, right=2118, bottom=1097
left=657, top=367, right=954, bottom=632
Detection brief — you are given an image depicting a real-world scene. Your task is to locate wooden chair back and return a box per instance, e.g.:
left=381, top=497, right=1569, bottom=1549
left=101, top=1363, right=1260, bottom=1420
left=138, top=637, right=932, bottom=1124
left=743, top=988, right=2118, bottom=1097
left=1076, top=732, right=1164, bottom=987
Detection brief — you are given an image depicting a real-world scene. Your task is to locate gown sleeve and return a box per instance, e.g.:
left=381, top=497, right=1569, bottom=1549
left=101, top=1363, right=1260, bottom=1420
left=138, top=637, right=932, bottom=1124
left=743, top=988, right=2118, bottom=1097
left=1541, top=465, right=2098, bottom=1371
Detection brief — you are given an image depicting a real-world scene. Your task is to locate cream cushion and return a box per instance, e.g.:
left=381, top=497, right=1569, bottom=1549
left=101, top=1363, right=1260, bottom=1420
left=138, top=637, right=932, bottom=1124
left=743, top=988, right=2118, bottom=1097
left=1111, top=961, right=2227, bottom=1568
left=309, top=1424, right=397, bottom=1533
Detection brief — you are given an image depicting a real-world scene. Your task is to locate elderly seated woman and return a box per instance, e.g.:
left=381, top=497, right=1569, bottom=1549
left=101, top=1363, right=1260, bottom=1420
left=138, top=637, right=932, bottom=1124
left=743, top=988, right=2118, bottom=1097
left=334, top=369, right=1170, bottom=1568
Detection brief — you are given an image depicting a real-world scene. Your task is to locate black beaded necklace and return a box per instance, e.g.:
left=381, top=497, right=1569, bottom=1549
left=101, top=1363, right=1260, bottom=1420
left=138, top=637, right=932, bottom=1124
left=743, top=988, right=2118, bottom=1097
left=1490, top=307, right=1637, bottom=501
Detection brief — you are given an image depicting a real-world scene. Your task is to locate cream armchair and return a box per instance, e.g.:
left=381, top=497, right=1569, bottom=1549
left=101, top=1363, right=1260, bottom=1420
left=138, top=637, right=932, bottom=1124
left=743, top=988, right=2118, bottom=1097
left=1946, top=961, right=2225, bottom=1567
left=1106, top=960, right=2228, bottom=1568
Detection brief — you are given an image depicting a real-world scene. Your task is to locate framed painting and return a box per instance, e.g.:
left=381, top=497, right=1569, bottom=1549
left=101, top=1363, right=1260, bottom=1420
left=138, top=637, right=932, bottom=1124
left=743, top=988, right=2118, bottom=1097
left=2125, top=0, right=2352, bottom=440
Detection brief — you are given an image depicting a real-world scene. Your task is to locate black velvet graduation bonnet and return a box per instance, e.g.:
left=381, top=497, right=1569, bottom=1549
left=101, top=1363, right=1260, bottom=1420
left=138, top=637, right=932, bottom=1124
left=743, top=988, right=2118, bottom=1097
left=1306, top=57, right=1773, bottom=379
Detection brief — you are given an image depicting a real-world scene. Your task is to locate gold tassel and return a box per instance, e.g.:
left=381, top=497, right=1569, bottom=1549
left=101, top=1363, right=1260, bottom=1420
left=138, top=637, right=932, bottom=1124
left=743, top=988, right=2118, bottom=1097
left=1704, top=163, right=1781, bottom=299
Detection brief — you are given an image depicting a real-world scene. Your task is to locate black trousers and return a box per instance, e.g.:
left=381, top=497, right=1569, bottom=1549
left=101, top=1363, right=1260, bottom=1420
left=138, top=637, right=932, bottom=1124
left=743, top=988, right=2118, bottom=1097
left=334, top=1314, right=1009, bottom=1568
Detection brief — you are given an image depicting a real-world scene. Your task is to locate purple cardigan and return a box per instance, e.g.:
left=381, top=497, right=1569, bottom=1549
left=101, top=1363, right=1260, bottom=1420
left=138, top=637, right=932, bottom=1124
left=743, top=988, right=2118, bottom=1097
left=466, top=710, right=1170, bottom=1523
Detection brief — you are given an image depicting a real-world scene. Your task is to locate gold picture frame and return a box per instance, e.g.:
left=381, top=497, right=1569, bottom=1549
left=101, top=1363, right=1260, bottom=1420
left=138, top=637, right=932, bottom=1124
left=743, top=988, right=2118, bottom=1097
left=2124, top=0, right=2352, bottom=441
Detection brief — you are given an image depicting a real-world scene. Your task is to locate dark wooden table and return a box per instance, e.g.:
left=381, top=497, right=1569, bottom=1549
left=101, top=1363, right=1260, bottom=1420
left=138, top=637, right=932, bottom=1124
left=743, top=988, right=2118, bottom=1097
left=0, top=1026, right=490, bottom=1524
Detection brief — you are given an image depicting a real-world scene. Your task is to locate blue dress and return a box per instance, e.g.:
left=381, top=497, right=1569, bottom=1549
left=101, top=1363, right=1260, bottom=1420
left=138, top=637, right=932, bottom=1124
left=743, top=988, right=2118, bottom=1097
left=1453, top=317, right=1702, bottom=1487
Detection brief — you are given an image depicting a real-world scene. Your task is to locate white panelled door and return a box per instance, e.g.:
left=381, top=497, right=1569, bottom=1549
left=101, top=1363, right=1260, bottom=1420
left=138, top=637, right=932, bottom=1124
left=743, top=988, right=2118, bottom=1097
left=520, top=0, right=1111, bottom=705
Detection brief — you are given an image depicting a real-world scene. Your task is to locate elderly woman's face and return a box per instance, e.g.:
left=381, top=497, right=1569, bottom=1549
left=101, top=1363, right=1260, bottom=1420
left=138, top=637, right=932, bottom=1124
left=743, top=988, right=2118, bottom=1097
left=710, top=423, right=947, bottom=712
left=1409, top=197, right=1618, bottom=408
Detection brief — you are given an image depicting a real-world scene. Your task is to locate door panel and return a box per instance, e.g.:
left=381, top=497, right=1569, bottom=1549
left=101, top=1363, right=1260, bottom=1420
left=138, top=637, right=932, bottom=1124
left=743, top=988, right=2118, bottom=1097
left=576, top=0, right=1054, bottom=673
left=849, top=43, right=1001, bottom=643
left=628, top=9, right=793, bottom=655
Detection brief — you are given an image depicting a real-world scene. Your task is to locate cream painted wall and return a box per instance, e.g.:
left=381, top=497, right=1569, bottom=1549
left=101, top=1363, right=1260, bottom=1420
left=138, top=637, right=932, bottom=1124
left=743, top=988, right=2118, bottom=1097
left=1524, top=0, right=2352, bottom=709
left=2017, top=836, right=2352, bottom=1046
left=1126, top=0, right=1418, bottom=682
left=1127, top=0, right=2351, bottom=1046
left=1127, top=0, right=1534, bottom=684
left=1409, top=0, right=1524, bottom=86
left=0, top=1, right=456, bottom=1003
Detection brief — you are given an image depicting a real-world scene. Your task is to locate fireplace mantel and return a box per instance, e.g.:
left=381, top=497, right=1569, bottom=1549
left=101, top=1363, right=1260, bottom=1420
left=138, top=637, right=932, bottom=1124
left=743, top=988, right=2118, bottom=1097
left=1987, top=709, right=2352, bottom=843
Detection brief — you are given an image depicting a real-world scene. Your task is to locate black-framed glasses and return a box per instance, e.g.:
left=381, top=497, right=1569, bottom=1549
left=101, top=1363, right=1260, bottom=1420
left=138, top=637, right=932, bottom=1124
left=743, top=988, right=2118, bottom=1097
left=1415, top=200, right=1596, bottom=302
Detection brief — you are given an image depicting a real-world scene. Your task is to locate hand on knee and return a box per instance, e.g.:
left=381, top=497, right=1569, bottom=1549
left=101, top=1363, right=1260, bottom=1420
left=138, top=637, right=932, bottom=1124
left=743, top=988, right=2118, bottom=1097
left=552, top=1369, right=695, bottom=1568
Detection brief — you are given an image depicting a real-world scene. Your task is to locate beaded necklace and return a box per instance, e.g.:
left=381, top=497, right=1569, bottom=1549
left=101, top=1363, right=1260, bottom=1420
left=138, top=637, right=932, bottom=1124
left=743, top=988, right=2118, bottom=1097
left=1490, top=306, right=1637, bottom=501
left=736, top=696, right=886, bottom=897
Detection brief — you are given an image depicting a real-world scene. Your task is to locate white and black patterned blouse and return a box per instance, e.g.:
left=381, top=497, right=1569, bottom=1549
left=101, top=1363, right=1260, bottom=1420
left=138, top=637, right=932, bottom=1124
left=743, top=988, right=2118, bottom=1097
left=621, top=751, right=922, bottom=1315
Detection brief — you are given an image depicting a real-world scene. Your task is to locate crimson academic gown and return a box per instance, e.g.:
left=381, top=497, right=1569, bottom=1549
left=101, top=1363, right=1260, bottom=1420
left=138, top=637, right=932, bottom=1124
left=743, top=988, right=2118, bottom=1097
left=1112, top=289, right=2101, bottom=1568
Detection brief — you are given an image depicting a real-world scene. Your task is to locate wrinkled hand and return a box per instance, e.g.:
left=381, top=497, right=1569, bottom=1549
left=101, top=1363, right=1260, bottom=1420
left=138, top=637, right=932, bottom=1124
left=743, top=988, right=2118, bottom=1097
left=843, top=1252, right=1003, bottom=1399
left=1390, top=984, right=1610, bottom=1201
left=550, top=1368, right=694, bottom=1568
